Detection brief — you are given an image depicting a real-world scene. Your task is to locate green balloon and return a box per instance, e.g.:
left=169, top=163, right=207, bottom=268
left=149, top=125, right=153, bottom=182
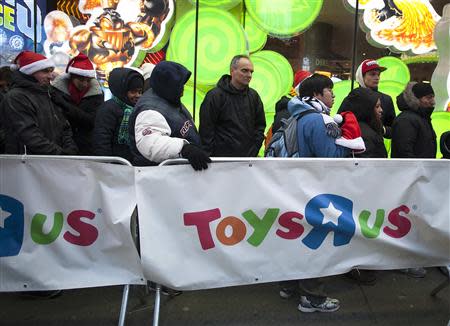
left=249, top=55, right=284, bottom=113
left=251, top=50, right=293, bottom=97
left=245, top=0, right=323, bottom=37
left=330, top=80, right=352, bottom=117
left=181, top=85, right=206, bottom=127
left=431, top=112, right=450, bottom=158
left=189, top=0, right=241, bottom=10
left=244, top=15, right=268, bottom=53
left=378, top=56, right=410, bottom=87
left=378, top=80, right=405, bottom=116
left=167, top=8, right=247, bottom=86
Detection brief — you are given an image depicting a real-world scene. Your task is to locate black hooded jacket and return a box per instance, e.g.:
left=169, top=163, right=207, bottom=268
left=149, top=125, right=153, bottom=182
left=128, top=61, right=201, bottom=166
left=51, top=74, right=104, bottom=155
left=342, top=88, right=387, bottom=158
left=199, top=75, right=266, bottom=157
left=93, top=68, right=143, bottom=162
left=1, top=71, right=77, bottom=155
left=391, top=82, right=436, bottom=158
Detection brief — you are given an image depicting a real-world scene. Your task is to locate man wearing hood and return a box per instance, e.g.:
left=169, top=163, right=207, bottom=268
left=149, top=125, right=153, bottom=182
left=93, top=67, right=143, bottom=162
left=128, top=61, right=210, bottom=170
left=339, top=59, right=396, bottom=138
left=51, top=53, right=103, bottom=155
left=199, top=55, right=266, bottom=157
left=391, top=82, right=437, bottom=159
left=1, top=51, right=77, bottom=155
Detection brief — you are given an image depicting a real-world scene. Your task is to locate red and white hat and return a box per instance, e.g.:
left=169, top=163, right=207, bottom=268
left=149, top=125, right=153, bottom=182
left=66, top=53, right=96, bottom=78
left=11, top=51, right=55, bottom=75
left=334, top=111, right=366, bottom=152
left=360, top=59, right=387, bottom=75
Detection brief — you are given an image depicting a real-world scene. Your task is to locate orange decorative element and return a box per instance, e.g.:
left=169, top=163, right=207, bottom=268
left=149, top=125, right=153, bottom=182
left=216, top=216, right=247, bottom=246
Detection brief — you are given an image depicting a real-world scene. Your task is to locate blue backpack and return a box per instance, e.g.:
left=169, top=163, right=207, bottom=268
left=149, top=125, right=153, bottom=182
left=265, top=109, right=315, bottom=157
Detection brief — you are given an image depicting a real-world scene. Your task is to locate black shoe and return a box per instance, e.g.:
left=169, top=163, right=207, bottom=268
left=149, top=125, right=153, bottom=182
left=346, top=269, right=377, bottom=285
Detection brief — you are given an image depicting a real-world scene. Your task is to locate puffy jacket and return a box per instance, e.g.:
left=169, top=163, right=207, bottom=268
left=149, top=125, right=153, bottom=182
left=93, top=68, right=142, bottom=162
left=51, top=74, right=103, bottom=155
left=128, top=61, right=201, bottom=166
left=1, top=71, right=77, bottom=155
left=199, top=75, right=266, bottom=157
left=391, top=82, right=437, bottom=158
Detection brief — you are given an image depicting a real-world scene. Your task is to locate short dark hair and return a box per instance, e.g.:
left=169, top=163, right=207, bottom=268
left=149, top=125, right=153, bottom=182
left=230, top=55, right=250, bottom=70
left=298, top=73, right=333, bottom=98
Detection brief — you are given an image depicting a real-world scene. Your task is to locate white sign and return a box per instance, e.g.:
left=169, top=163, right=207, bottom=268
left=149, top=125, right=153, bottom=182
left=0, top=158, right=145, bottom=291
left=137, top=159, right=450, bottom=290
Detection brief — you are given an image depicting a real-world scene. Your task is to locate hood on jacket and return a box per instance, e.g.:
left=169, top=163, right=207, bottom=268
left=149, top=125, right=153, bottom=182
left=344, top=87, right=380, bottom=124
left=149, top=61, right=191, bottom=105
left=288, top=96, right=329, bottom=117
left=108, top=68, right=144, bottom=106
left=440, top=131, right=450, bottom=159
left=217, top=75, right=246, bottom=95
left=396, top=82, right=421, bottom=113
left=52, top=73, right=103, bottom=98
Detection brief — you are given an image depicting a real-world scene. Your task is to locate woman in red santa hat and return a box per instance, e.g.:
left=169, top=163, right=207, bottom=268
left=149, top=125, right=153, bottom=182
left=51, top=53, right=104, bottom=155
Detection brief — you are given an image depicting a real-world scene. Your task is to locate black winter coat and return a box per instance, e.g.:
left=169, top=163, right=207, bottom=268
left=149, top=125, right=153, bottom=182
left=51, top=74, right=103, bottom=155
left=199, top=75, right=266, bottom=157
left=92, top=68, right=143, bottom=162
left=272, top=95, right=291, bottom=133
left=1, top=71, right=77, bottom=155
left=391, top=82, right=437, bottom=158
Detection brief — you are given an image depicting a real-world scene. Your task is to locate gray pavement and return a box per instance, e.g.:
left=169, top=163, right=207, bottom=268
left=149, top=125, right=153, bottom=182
left=0, top=268, right=449, bottom=326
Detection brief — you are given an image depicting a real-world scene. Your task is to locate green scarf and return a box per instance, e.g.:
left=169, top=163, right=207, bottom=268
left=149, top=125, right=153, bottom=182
left=113, top=96, right=134, bottom=145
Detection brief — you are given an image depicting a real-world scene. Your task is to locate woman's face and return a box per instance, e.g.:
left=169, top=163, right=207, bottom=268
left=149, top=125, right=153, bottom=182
left=374, top=98, right=383, bottom=121
left=127, top=88, right=143, bottom=105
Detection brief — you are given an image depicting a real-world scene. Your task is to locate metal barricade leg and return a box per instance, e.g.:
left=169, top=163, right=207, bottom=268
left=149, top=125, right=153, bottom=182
left=118, top=284, right=130, bottom=326
left=153, top=284, right=162, bottom=326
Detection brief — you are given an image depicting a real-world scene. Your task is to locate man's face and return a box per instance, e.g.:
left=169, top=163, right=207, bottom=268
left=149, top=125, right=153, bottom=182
left=71, top=74, right=92, bottom=92
left=418, top=94, right=435, bottom=110
left=32, top=68, right=55, bottom=86
left=363, top=69, right=381, bottom=89
left=230, top=58, right=253, bottom=90
left=127, top=88, right=143, bottom=105
left=314, top=87, right=335, bottom=109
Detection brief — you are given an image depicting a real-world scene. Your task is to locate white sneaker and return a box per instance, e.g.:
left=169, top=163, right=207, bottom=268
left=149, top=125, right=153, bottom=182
left=298, top=296, right=340, bottom=313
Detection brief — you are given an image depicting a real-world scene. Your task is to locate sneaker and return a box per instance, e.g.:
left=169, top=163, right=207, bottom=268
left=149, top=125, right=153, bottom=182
left=298, top=295, right=340, bottom=313
left=279, top=288, right=296, bottom=299
left=400, top=268, right=427, bottom=278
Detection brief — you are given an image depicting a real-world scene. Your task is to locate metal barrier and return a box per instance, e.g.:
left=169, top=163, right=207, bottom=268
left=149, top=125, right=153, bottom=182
left=0, top=155, right=135, bottom=326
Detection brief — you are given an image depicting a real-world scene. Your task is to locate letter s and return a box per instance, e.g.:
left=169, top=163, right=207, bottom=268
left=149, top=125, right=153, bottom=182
left=383, top=205, right=412, bottom=238
left=63, top=210, right=99, bottom=246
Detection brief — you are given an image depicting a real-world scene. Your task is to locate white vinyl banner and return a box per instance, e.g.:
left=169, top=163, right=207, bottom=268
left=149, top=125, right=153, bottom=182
left=137, top=159, right=450, bottom=290
left=0, top=158, right=145, bottom=291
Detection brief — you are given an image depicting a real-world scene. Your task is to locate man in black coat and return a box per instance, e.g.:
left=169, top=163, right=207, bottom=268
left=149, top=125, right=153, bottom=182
left=51, top=54, right=103, bottom=155
left=1, top=51, right=77, bottom=155
left=199, top=55, right=266, bottom=157
left=391, top=82, right=437, bottom=159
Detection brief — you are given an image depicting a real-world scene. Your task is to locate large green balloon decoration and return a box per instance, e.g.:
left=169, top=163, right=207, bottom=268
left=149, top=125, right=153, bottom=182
left=251, top=50, right=293, bottom=97
left=377, top=80, right=405, bottom=116
left=249, top=54, right=284, bottom=113
left=244, top=15, right=268, bottom=53
left=431, top=112, right=450, bottom=158
left=244, top=0, right=323, bottom=37
left=181, top=85, right=206, bottom=127
left=330, top=80, right=352, bottom=117
left=167, top=8, right=247, bottom=86
left=378, top=56, right=410, bottom=88
left=189, top=0, right=241, bottom=10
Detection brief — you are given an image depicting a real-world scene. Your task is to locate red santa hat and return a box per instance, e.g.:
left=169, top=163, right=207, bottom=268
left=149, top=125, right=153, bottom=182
left=334, top=111, right=365, bottom=152
left=293, top=70, right=312, bottom=95
left=66, top=53, right=96, bottom=78
left=11, top=51, right=55, bottom=75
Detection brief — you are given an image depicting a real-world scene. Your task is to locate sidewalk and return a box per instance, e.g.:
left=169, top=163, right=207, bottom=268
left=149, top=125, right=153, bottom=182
left=0, top=268, right=448, bottom=325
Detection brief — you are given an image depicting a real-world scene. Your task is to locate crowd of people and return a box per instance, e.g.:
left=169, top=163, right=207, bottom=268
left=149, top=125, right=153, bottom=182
left=0, top=51, right=449, bottom=309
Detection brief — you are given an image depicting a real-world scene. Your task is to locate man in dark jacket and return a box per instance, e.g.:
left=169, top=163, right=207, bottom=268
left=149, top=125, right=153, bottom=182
left=128, top=61, right=210, bottom=170
left=339, top=59, right=396, bottom=138
left=93, top=67, right=143, bottom=162
left=0, top=66, right=12, bottom=153
left=199, top=55, right=266, bottom=157
left=391, top=82, right=437, bottom=159
left=1, top=51, right=77, bottom=155
left=51, top=53, right=103, bottom=155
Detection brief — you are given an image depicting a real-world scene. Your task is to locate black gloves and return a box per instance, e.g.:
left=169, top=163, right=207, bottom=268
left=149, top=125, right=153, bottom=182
left=181, top=143, right=211, bottom=171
